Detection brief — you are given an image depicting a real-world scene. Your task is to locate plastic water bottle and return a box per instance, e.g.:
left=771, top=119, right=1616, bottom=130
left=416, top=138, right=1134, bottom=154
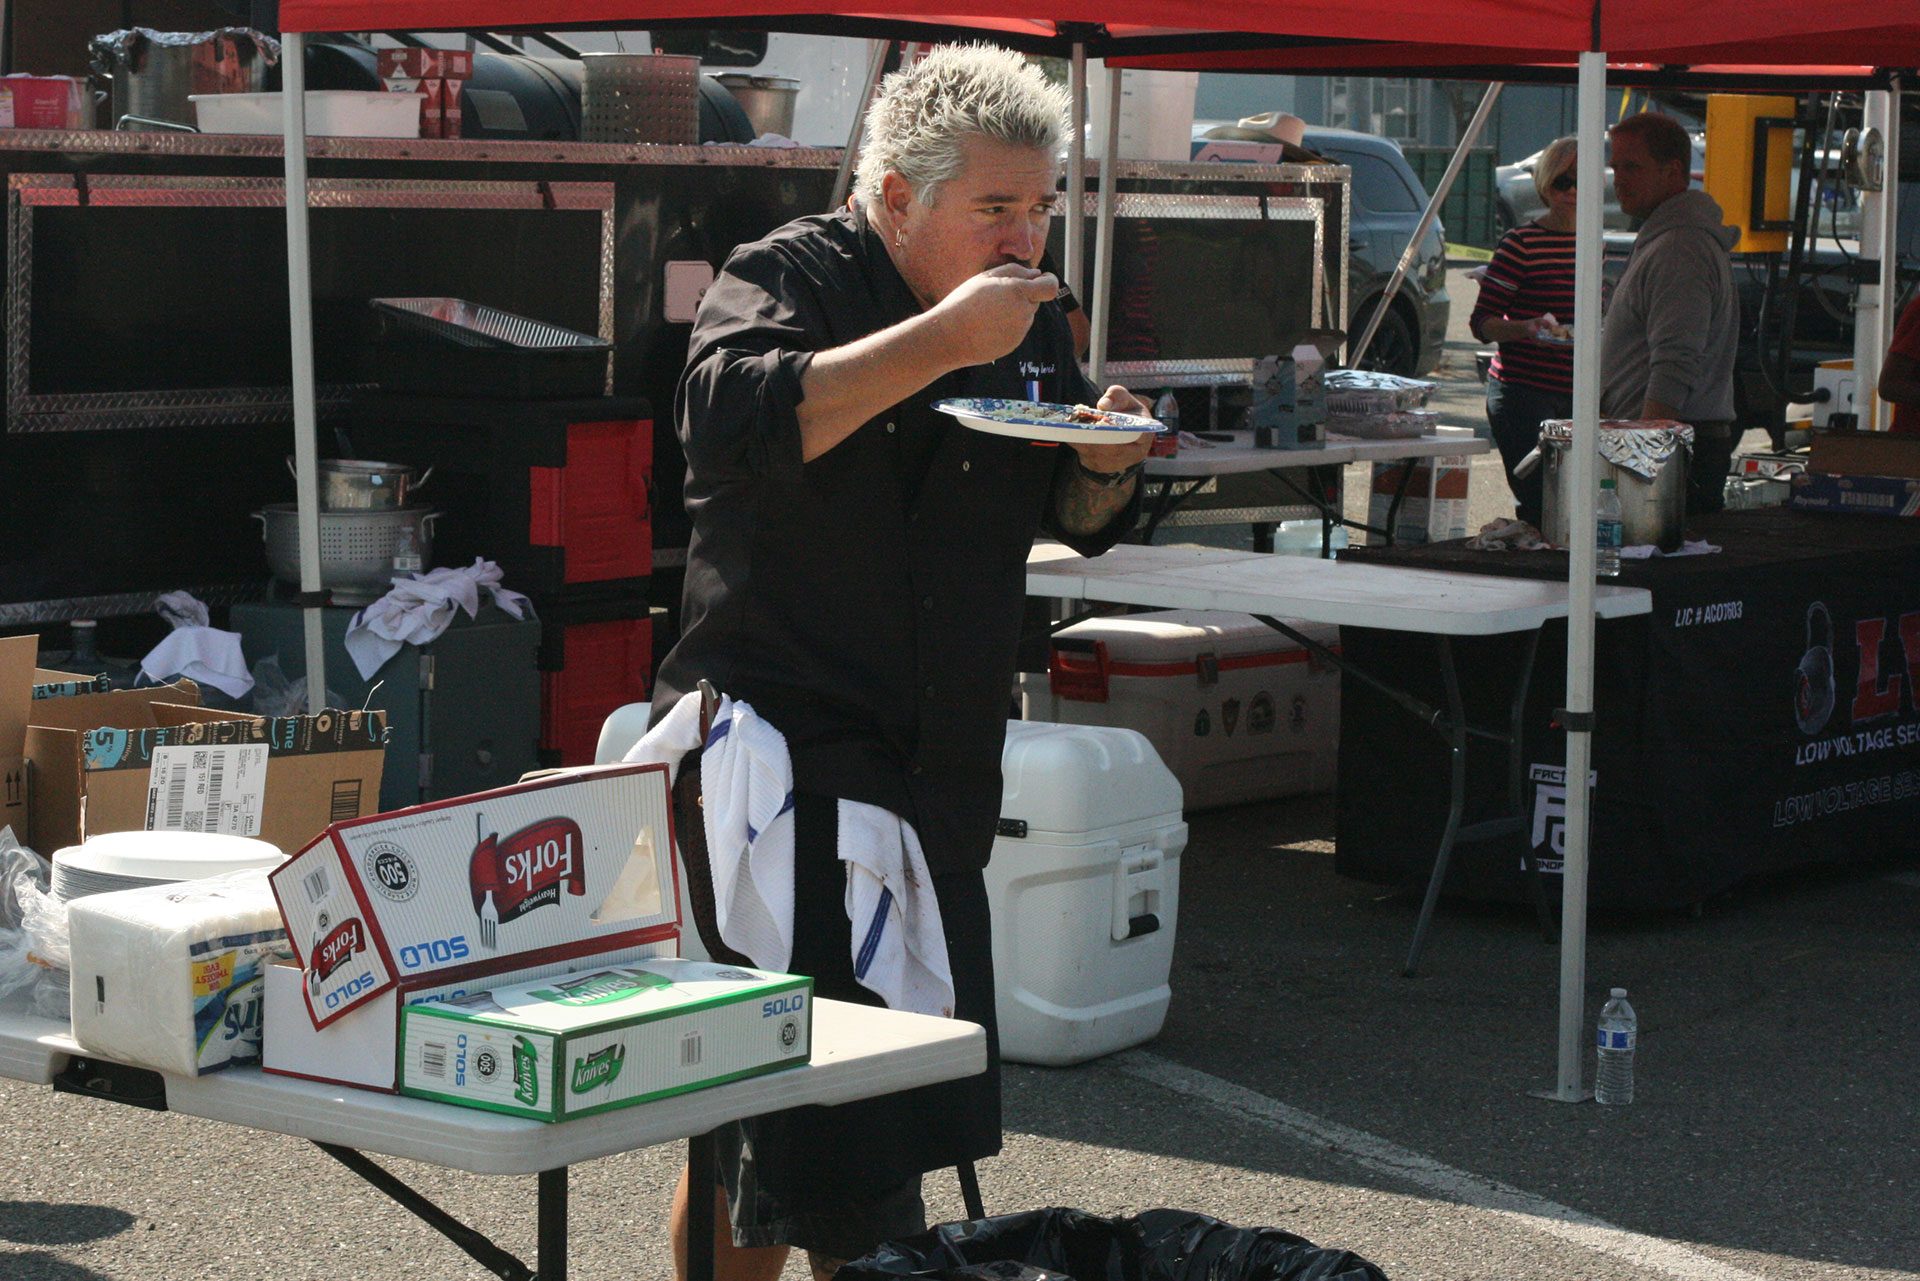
left=390, top=522, right=425, bottom=577
left=1152, top=391, right=1181, bottom=457
left=68, top=618, right=101, bottom=670
left=1595, top=988, right=1637, bottom=1105
left=1595, top=478, right=1624, bottom=578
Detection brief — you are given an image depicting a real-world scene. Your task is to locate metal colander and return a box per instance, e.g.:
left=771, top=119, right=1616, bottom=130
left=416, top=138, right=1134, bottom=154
left=253, top=503, right=439, bottom=605
left=580, top=52, right=699, bottom=144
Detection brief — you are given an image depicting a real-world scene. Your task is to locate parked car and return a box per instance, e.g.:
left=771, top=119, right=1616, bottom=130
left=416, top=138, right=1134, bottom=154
left=1190, top=121, right=1451, bottom=377
left=1495, top=132, right=1863, bottom=238
left=1490, top=135, right=1700, bottom=233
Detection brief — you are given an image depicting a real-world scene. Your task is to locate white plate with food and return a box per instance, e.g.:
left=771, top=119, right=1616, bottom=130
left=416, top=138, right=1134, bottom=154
left=932, top=397, right=1165, bottom=444
left=1536, top=328, right=1576, bottom=346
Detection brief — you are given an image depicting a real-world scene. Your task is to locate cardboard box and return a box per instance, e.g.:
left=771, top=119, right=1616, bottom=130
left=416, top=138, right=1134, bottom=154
left=263, top=941, right=672, bottom=1091
left=418, top=78, right=446, bottom=135
left=398, top=958, right=811, bottom=1121
left=0, top=636, right=35, bottom=839
left=1807, top=430, right=1920, bottom=481
left=26, top=686, right=385, bottom=857
left=0, top=75, right=88, bottom=129
left=1790, top=470, right=1920, bottom=516
left=270, top=762, right=678, bottom=1028
left=1368, top=456, right=1470, bottom=544
left=32, top=669, right=110, bottom=699
left=381, top=48, right=470, bottom=138
left=378, top=48, right=474, bottom=80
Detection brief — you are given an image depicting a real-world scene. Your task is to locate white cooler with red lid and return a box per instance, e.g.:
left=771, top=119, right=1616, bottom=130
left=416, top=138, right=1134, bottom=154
left=1022, top=609, right=1340, bottom=810
left=985, top=720, right=1186, bottom=1066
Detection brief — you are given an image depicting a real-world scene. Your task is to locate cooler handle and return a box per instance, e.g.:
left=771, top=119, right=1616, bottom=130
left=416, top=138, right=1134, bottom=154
left=1111, top=845, right=1164, bottom=942
left=1050, top=637, right=1111, bottom=702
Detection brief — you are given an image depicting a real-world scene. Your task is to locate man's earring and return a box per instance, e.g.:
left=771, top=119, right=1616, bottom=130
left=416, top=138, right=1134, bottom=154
left=893, top=231, right=905, bottom=249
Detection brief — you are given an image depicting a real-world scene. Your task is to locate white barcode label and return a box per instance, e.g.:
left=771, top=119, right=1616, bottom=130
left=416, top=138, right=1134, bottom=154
left=421, top=1042, right=447, bottom=1078
left=145, top=745, right=269, bottom=836
left=679, top=1030, right=703, bottom=1067
left=302, top=866, right=330, bottom=905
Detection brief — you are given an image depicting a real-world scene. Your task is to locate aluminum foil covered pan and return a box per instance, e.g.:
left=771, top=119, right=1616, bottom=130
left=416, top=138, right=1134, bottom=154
left=1539, top=419, right=1695, bottom=481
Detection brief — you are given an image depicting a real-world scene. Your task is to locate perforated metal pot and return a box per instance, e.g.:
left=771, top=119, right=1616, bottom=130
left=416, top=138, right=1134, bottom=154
left=253, top=504, right=438, bottom=604
left=288, top=457, right=432, bottom=510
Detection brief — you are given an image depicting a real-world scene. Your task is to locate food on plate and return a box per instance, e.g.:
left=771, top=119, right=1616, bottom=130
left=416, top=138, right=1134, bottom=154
left=1012, top=401, right=1132, bottom=426
left=930, top=396, right=1164, bottom=440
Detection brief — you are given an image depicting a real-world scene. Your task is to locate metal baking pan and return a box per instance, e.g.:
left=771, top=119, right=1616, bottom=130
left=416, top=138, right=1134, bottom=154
left=367, top=297, right=611, bottom=399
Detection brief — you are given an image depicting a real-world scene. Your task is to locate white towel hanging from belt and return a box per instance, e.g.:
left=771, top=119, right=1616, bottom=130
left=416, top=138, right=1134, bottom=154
left=625, top=689, right=953, bottom=1015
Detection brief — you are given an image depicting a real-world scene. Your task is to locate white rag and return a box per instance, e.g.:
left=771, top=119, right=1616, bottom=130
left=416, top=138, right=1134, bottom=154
left=139, top=627, right=254, bottom=698
left=625, top=690, right=954, bottom=1016
left=342, top=559, right=533, bottom=680
left=624, top=690, right=795, bottom=971
left=838, top=802, right=953, bottom=1018
left=155, top=591, right=210, bottom=630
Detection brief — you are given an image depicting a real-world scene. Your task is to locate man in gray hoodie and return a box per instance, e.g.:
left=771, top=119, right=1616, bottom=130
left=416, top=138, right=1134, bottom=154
left=1600, top=112, right=1741, bottom=513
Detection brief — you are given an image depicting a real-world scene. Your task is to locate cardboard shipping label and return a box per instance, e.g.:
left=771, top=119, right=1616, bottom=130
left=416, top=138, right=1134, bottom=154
left=272, top=763, right=679, bottom=1028
left=145, top=744, right=269, bottom=835
left=398, top=957, right=811, bottom=1121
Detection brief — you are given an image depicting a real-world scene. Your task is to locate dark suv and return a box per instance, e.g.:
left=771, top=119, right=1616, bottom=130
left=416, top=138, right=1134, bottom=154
left=1300, top=126, right=1451, bottom=377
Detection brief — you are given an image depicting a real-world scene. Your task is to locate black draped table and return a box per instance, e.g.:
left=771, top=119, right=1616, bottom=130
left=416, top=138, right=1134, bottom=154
left=1334, top=507, right=1920, bottom=912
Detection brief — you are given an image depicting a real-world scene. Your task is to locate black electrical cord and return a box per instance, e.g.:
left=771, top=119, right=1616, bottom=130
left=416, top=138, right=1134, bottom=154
left=1818, top=91, right=1855, bottom=270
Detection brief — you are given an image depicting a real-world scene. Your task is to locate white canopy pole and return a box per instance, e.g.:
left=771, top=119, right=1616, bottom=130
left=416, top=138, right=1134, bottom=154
left=1088, top=65, right=1122, bottom=385
left=1547, top=47, right=1608, bottom=1103
left=1854, top=81, right=1901, bottom=430
left=828, top=39, right=891, bottom=212
left=280, top=32, right=328, bottom=714
left=1349, top=80, right=1503, bottom=366
left=1064, top=42, right=1087, bottom=300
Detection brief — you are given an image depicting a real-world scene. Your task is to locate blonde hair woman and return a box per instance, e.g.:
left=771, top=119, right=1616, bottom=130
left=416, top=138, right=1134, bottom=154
left=1471, top=135, right=1578, bottom=526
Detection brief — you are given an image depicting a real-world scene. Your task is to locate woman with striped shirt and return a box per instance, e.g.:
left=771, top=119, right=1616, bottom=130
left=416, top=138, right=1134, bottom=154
left=1472, top=136, right=1578, bottom=527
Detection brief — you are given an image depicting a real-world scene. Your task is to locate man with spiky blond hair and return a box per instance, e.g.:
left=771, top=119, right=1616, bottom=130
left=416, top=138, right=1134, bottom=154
left=657, top=44, right=1152, bottom=1281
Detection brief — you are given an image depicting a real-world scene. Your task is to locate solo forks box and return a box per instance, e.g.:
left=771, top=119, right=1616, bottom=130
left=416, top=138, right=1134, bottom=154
left=271, top=762, right=678, bottom=1029
left=398, top=957, right=810, bottom=1120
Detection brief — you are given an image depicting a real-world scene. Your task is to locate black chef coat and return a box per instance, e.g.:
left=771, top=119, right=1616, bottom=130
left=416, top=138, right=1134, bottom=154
left=654, top=204, right=1136, bottom=874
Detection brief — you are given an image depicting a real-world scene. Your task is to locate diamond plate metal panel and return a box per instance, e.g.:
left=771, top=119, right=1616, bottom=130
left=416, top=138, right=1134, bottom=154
left=1077, top=192, right=1329, bottom=353
left=1103, top=358, right=1259, bottom=387
left=0, top=128, right=843, bottom=170
left=7, top=386, right=364, bottom=433
left=1148, top=503, right=1320, bottom=527
left=6, top=172, right=616, bottom=429
left=0, top=582, right=264, bottom=626
left=1114, top=159, right=1342, bottom=184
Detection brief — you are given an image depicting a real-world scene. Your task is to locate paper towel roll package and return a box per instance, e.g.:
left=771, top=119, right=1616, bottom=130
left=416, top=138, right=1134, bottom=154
left=68, top=868, right=289, bottom=1076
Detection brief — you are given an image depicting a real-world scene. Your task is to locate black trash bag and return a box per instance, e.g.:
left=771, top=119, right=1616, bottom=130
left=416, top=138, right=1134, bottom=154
left=835, top=1207, right=1391, bottom=1281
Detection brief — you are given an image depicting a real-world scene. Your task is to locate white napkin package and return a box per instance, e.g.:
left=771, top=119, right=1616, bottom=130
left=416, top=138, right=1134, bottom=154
left=68, top=868, right=288, bottom=1076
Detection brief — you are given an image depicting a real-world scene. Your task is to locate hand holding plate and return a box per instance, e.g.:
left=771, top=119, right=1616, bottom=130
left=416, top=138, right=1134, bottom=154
left=1071, top=385, right=1155, bottom=472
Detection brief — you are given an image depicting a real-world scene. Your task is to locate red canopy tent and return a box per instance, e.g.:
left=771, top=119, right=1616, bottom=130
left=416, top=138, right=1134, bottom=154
left=276, top=1, right=1920, bottom=67
left=267, top=0, right=1920, bottom=1102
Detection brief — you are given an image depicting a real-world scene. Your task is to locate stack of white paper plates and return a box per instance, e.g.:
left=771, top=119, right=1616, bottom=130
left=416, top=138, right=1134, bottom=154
left=51, top=831, right=284, bottom=901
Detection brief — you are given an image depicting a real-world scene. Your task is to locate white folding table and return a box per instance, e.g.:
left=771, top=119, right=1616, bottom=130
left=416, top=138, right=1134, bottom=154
left=1028, top=542, right=1652, bottom=972
left=0, top=995, right=984, bottom=1280
left=1140, top=427, right=1490, bottom=552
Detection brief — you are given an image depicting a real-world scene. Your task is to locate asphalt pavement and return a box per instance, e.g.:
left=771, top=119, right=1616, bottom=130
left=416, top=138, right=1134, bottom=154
left=3, top=268, right=1915, bottom=1280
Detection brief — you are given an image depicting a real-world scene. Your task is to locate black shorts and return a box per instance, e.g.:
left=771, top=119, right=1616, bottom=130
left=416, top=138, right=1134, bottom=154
left=715, top=791, right=1002, bottom=1261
